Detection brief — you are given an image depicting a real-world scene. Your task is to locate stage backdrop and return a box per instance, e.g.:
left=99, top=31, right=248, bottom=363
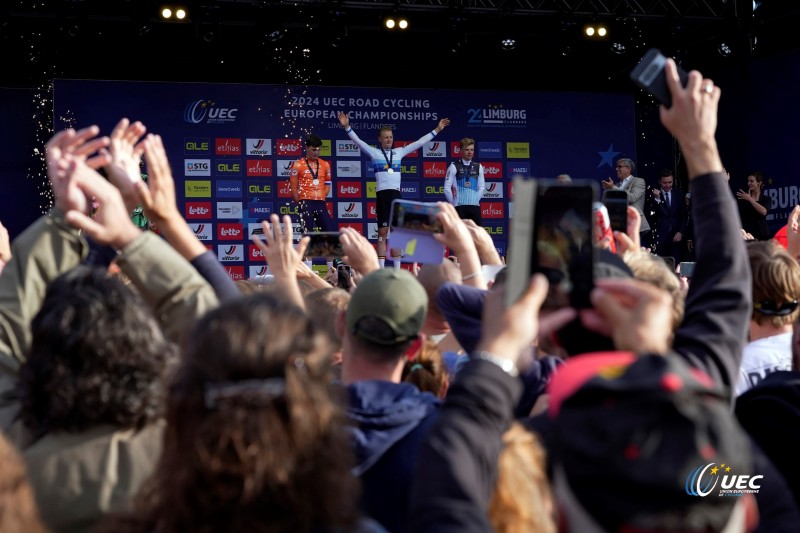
left=54, top=80, right=635, bottom=280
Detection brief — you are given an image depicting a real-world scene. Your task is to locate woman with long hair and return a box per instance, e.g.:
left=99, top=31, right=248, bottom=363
left=737, top=171, right=771, bottom=240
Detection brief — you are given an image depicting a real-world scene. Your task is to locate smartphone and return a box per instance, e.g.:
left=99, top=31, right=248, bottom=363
left=660, top=256, right=676, bottom=272
left=337, top=264, right=352, bottom=291
left=679, top=261, right=696, bottom=278
left=506, top=178, right=597, bottom=309
left=390, top=200, right=443, bottom=233
left=304, top=231, right=344, bottom=258
left=629, top=48, right=689, bottom=108
left=603, top=189, right=629, bottom=233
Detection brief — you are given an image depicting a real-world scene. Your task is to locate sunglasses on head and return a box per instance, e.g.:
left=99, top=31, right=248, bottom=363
left=754, top=299, right=799, bottom=316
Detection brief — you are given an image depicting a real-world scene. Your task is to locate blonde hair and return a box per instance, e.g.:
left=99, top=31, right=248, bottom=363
left=489, top=423, right=556, bottom=533
left=623, top=250, right=685, bottom=331
left=749, top=241, right=800, bottom=327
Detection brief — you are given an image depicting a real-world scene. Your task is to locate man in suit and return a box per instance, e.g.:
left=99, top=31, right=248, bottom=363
left=602, top=158, right=651, bottom=248
left=651, top=169, right=686, bottom=261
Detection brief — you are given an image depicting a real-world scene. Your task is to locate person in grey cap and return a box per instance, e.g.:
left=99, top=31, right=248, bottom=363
left=335, top=268, right=440, bottom=533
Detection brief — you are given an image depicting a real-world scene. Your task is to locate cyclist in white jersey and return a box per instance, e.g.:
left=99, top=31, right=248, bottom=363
left=338, top=111, right=450, bottom=264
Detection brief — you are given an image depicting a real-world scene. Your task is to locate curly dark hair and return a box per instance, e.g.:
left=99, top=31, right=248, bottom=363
left=17, top=266, right=175, bottom=436
left=109, top=293, right=361, bottom=533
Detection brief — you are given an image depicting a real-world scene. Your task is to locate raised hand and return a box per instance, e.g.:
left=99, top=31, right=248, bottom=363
left=46, top=126, right=110, bottom=213
left=463, top=219, right=502, bottom=265
left=102, top=118, right=147, bottom=211
left=251, top=214, right=309, bottom=308
left=138, top=134, right=179, bottom=226
left=337, top=111, right=350, bottom=129
left=340, top=227, right=380, bottom=276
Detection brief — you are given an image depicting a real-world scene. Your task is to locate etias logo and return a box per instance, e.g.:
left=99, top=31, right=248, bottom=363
left=184, top=99, right=238, bottom=124
left=685, top=463, right=763, bottom=497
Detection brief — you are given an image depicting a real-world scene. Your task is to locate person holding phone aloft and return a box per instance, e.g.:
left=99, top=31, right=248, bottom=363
left=443, top=137, right=486, bottom=226
left=338, top=111, right=450, bottom=267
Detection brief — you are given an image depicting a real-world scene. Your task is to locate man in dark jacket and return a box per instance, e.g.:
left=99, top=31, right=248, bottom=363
left=337, top=268, right=440, bottom=532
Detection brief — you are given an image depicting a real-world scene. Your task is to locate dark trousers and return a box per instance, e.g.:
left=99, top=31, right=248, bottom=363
left=456, top=204, right=482, bottom=226
left=298, top=200, right=335, bottom=233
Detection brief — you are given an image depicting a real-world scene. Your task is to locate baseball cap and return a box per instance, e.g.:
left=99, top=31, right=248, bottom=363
left=346, top=269, right=428, bottom=346
left=548, top=354, right=752, bottom=532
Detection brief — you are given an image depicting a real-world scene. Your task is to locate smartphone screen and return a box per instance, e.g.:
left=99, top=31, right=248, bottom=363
left=390, top=200, right=443, bottom=233
left=679, top=262, right=696, bottom=278
left=629, top=48, right=689, bottom=108
left=603, top=189, right=629, bottom=233
left=337, top=265, right=352, bottom=290
left=534, top=181, right=596, bottom=309
left=304, top=232, right=344, bottom=258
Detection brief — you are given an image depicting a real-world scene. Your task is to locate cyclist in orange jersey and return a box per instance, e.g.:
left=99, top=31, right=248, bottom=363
left=290, top=134, right=335, bottom=233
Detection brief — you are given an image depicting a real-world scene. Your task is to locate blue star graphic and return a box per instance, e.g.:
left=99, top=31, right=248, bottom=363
left=597, top=144, right=621, bottom=169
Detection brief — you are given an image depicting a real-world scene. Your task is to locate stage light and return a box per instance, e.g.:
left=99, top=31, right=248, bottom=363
left=176, top=9, right=186, bottom=20
left=398, top=18, right=408, bottom=29
left=385, top=18, right=396, bottom=29
left=585, top=26, right=595, bottom=36
left=161, top=8, right=172, bottom=19
left=611, top=42, right=626, bottom=54
left=501, top=38, right=516, bottom=51
left=718, top=42, right=732, bottom=57
left=598, top=27, right=607, bottom=37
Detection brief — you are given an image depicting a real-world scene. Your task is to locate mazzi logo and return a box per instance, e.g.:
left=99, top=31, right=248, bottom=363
left=276, top=139, right=302, bottom=156
left=481, top=203, right=505, bottom=219
left=482, top=162, right=503, bottom=179
left=225, top=266, right=245, bottom=281
left=215, top=138, right=241, bottom=156
left=423, top=162, right=447, bottom=179
left=367, top=202, right=377, bottom=219
left=277, top=181, right=292, bottom=199
left=217, top=223, right=243, bottom=241
left=338, top=182, right=362, bottom=198
left=277, top=160, right=296, bottom=178
left=402, top=182, right=420, bottom=198
left=337, top=161, right=362, bottom=178
left=185, top=202, right=212, bottom=219
left=188, top=223, right=212, bottom=241
left=185, top=159, right=211, bottom=176
left=216, top=180, right=242, bottom=198
left=216, top=202, right=243, bottom=219
left=424, top=141, right=446, bottom=158
left=508, top=162, right=531, bottom=177
left=466, top=105, right=527, bottom=127
left=685, top=463, right=763, bottom=497
left=483, top=182, right=504, bottom=199
left=216, top=161, right=242, bottom=176
left=247, top=180, right=272, bottom=198
left=247, top=160, right=272, bottom=177
left=217, top=245, right=244, bottom=262
left=184, top=99, right=238, bottom=124
left=185, top=180, right=211, bottom=198
left=336, top=140, right=360, bottom=157
left=247, top=202, right=274, bottom=217
left=246, top=138, right=271, bottom=156
left=338, top=202, right=363, bottom=219
left=184, top=138, right=210, bottom=154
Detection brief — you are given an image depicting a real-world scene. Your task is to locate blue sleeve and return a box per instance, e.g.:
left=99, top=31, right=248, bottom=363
left=190, top=251, right=241, bottom=303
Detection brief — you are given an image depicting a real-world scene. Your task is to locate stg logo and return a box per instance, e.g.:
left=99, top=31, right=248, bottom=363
left=686, top=463, right=763, bottom=497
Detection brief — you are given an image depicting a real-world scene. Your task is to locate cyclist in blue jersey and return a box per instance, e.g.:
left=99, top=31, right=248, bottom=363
left=443, top=137, right=486, bottom=225
left=338, top=111, right=450, bottom=265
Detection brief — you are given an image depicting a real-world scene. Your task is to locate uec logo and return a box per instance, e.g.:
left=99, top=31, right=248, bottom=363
left=685, top=463, right=763, bottom=497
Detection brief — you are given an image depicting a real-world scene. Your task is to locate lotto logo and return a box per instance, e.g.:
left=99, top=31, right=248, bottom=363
left=338, top=181, right=362, bottom=198
left=185, top=202, right=212, bottom=219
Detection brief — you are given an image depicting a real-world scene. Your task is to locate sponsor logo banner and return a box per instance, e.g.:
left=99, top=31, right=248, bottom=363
left=400, top=164, right=418, bottom=176
left=248, top=222, right=265, bottom=237
left=224, top=266, right=245, bottom=281
left=423, top=162, right=447, bottom=179
left=320, top=139, right=332, bottom=157
left=184, top=137, right=210, bottom=154
left=249, top=266, right=268, bottom=278
left=326, top=201, right=334, bottom=217
left=185, top=180, right=211, bottom=197
left=216, top=201, right=243, bottom=219
left=216, top=180, right=242, bottom=198
left=247, top=180, right=273, bottom=199
left=217, top=244, right=244, bottom=262
left=478, top=142, right=503, bottom=158
left=494, top=242, right=507, bottom=257
left=276, top=159, right=296, bottom=178
left=424, top=141, right=446, bottom=158
left=367, top=202, right=377, bottom=219
left=401, top=182, right=420, bottom=198
left=275, top=139, right=303, bottom=156
left=336, top=140, right=361, bottom=157
left=188, top=223, right=212, bottom=241
left=216, top=160, right=242, bottom=176
left=508, top=181, right=516, bottom=199
left=248, top=244, right=266, bottom=262
left=483, top=182, right=504, bottom=199
left=185, top=202, right=212, bottom=219
left=506, top=142, right=530, bottom=158
left=337, top=202, right=363, bottom=219
left=215, top=138, right=241, bottom=156
left=483, top=223, right=505, bottom=237
left=507, top=162, right=531, bottom=177
left=366, top=182, right=377, bottom=199
left=185, top=159, right=211, bottom=176
left=337, top=160, right=362, bottom=178
left=424, top=184, right=445, bottom=199
left=217, top=223, right=243, bottom=240
left=184, top=99, right=238, bottom=124
left=450, top=141, right=462, bottom=158
left=246, top=159, right=272, bottom=177
left=338, top=181, right=362, bottom=198
left=278, top=203, right=299, bottom=216
left=246, top=138, right=271, bottom=156
left=466, top=105, right=527, bottom=128
left=277, top=180, right=292, bottom=199
left=247, top=202, right=274, bottom=218
left=482, top=161, right=503, bottom=179
left=481, top=202, right=505, bottom=219
left=396, top=141, right=419, bottom=158
left=367, top=223, right=379, bottom=240
left=338, top=222, right=363, bottom=234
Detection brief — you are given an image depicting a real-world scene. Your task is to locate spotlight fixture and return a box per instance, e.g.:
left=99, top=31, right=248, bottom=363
left=267, top=29, right=284, bottom=42
left=384, top=17, right=409, bottom=30
left=718, top=42, right=732, bottom=57
left=385, top=18, right=395, bottom=29
left=398, top=18, right=408, bottom=29
left=500, top=38, right=516, bottom=51
left=611, top=42, right=626, bottom=54
left=598, top=27, right=607, bottom=37
left=161, top=8, right=172, bottom=18
left=176, top=9, right=186, bottom=20
left=584, top=24, right=608, bottom=38
left=160, top=5, right=188, bottom=20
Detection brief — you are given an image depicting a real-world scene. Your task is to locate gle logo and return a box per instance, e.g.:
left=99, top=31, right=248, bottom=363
left=184, top=99, right=238, bottom=124
left=685, top=463, right=763, bottom=497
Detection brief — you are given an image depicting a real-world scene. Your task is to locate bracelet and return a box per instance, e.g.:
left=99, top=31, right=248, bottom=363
left=462, top=271, right=483, bottom=281
left=344, top=127, right=352, bottom=133
left=472, top=351, right=519, bottom=377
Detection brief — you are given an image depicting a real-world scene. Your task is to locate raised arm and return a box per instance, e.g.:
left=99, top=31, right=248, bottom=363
left=338, top=111, right=374, bottom=155
left=399, top=118, right=451, bottom=157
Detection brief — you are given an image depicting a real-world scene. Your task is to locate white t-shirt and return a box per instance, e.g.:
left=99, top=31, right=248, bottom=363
left=735, top=332, right=793, bottom=395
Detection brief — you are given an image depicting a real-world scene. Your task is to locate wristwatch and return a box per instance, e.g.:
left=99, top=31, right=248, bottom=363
left=472, top=350, right=519, bottom=377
